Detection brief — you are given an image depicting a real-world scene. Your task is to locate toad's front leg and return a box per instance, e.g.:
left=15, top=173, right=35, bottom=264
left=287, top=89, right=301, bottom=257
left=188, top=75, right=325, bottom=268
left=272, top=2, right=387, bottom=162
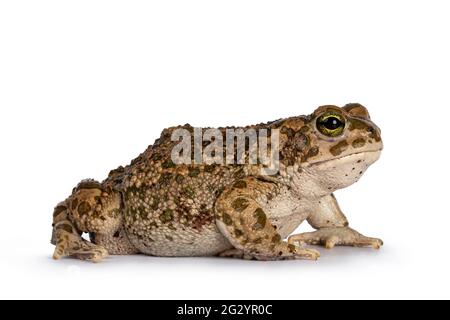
left=215, top=177, right=320, bottom=261
left=288, top=194, right=383, bottom=249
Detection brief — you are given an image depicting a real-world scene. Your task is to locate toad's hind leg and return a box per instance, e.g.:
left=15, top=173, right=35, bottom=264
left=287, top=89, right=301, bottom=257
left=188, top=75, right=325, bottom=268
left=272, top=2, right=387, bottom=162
left=215, top=178, right=319, bottom=261
left=51, top=180, right=136, bottom=262
left=51, top=202, right=108, bottom=262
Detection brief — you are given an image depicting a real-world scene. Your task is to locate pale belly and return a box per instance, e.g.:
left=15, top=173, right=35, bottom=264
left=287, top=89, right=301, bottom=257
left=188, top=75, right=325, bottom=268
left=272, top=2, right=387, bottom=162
left=125, top=214, right=306, bottom=257
left=125, top=220, right=233, bottom=257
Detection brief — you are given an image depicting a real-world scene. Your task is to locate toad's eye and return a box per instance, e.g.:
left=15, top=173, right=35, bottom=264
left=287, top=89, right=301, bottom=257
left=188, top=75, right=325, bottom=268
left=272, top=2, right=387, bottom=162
left=316, top=113, right=346, bottom=137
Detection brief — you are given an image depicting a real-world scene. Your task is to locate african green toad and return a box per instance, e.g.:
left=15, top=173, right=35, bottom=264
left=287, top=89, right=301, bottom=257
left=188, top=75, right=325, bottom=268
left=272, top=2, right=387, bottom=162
left=51, top=103, right=383, bottom=262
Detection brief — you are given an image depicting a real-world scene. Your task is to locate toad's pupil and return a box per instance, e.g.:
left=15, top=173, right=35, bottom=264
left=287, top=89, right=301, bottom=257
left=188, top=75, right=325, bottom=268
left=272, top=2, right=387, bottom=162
left=323, top=117, right=341, bottom=130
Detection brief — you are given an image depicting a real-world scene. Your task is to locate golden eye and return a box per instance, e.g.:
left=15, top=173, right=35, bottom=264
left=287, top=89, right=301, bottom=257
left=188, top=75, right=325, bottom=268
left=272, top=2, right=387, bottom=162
left=316, top=112, right=346, bottom=137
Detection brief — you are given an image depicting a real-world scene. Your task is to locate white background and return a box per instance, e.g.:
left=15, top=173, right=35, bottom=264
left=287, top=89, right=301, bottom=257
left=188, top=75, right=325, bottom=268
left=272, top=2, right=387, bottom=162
left=1, top=1, right=449, bottom=299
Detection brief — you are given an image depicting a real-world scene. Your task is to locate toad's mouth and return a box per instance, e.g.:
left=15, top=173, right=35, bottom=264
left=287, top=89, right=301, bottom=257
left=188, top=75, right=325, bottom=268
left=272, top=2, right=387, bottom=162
left=309, top=149, right=383, bottom=167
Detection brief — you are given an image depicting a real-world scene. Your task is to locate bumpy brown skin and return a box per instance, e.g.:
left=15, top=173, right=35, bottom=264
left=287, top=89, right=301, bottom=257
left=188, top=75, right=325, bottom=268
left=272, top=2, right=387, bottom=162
left=51, top=103, right=384, bottom=262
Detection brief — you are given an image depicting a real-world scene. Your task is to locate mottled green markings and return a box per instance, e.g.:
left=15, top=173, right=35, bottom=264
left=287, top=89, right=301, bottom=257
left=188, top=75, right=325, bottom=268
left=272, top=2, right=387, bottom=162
left=53, top=205, right=66, bottom=217
left=149, top=221, right=158, bottom=229
left=288, top=244, right=296, bottom=252
left=204, top=165, right=216, bottom=173
left=348, top=118, right=368, bottom=131
left=330, top=141, right=349, bottom=156
left=253, top=237, right=262, bottom=244
left=77, top=181, right=103, bottom=190
left=299, top=125, right=310, bottom=133
left=233, top=167, right=245, bottom=179
left=349, top=118, right=381, bottom=142
left=58, top=223, right=73, bottom=234
left=158, top=172, right=173, bottom=186
left=280, top=125, right=314, bottom=165
left=271, top=234, right=281, bottom=243
left=160, top=209, right=174, bottom=223
left=151, top=153, right=162, bottom=161
left=222, top=213, right=233, bottom=226
left=188, top=167, right=200, bottom=177
left=233, top=180, right=248, bottom=189
left=161, top=160, right=176, bottom=169
left=78, top=201, right=91, bottom=215
left=352, top=138, right=366, bottom=148
left=369, top=127, right=382, bottom=142
left=71, top=198, right=79, bottom=211
left=138, top=204, right=148, bottom=219
left=252, top=208, right=267, bottom=230
left=301, top=146, right=319, bottom=162
left=175, top=174, right=185, bottom=183
left=281, top=126, right=296, bottom=138
left=343, top=103, right=371, bottom=120
left=182, top=186, right=195, bottom=198
left=294, top=133, right=310, bottom=151
left=232, top=198, right=250, bottom=212
left=151, top=197, right=160, bottom=210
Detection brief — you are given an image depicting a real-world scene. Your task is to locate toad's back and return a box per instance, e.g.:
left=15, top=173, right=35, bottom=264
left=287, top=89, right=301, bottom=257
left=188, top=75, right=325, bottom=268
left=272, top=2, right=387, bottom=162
left=107, top=124, right=262, bottom=256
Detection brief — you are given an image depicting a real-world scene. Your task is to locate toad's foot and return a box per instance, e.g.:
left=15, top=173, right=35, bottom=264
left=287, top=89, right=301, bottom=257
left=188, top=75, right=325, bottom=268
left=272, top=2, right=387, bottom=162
left=218, top=247, right=320, bottom=261
left=53, top=228, right=108, bottom=263
left=288, top=227, right=383, bottom=250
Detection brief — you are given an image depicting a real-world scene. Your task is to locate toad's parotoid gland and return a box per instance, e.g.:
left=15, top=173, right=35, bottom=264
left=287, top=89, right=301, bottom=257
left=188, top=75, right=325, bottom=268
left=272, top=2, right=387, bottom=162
left=51, top=103, right=383, bottom=262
